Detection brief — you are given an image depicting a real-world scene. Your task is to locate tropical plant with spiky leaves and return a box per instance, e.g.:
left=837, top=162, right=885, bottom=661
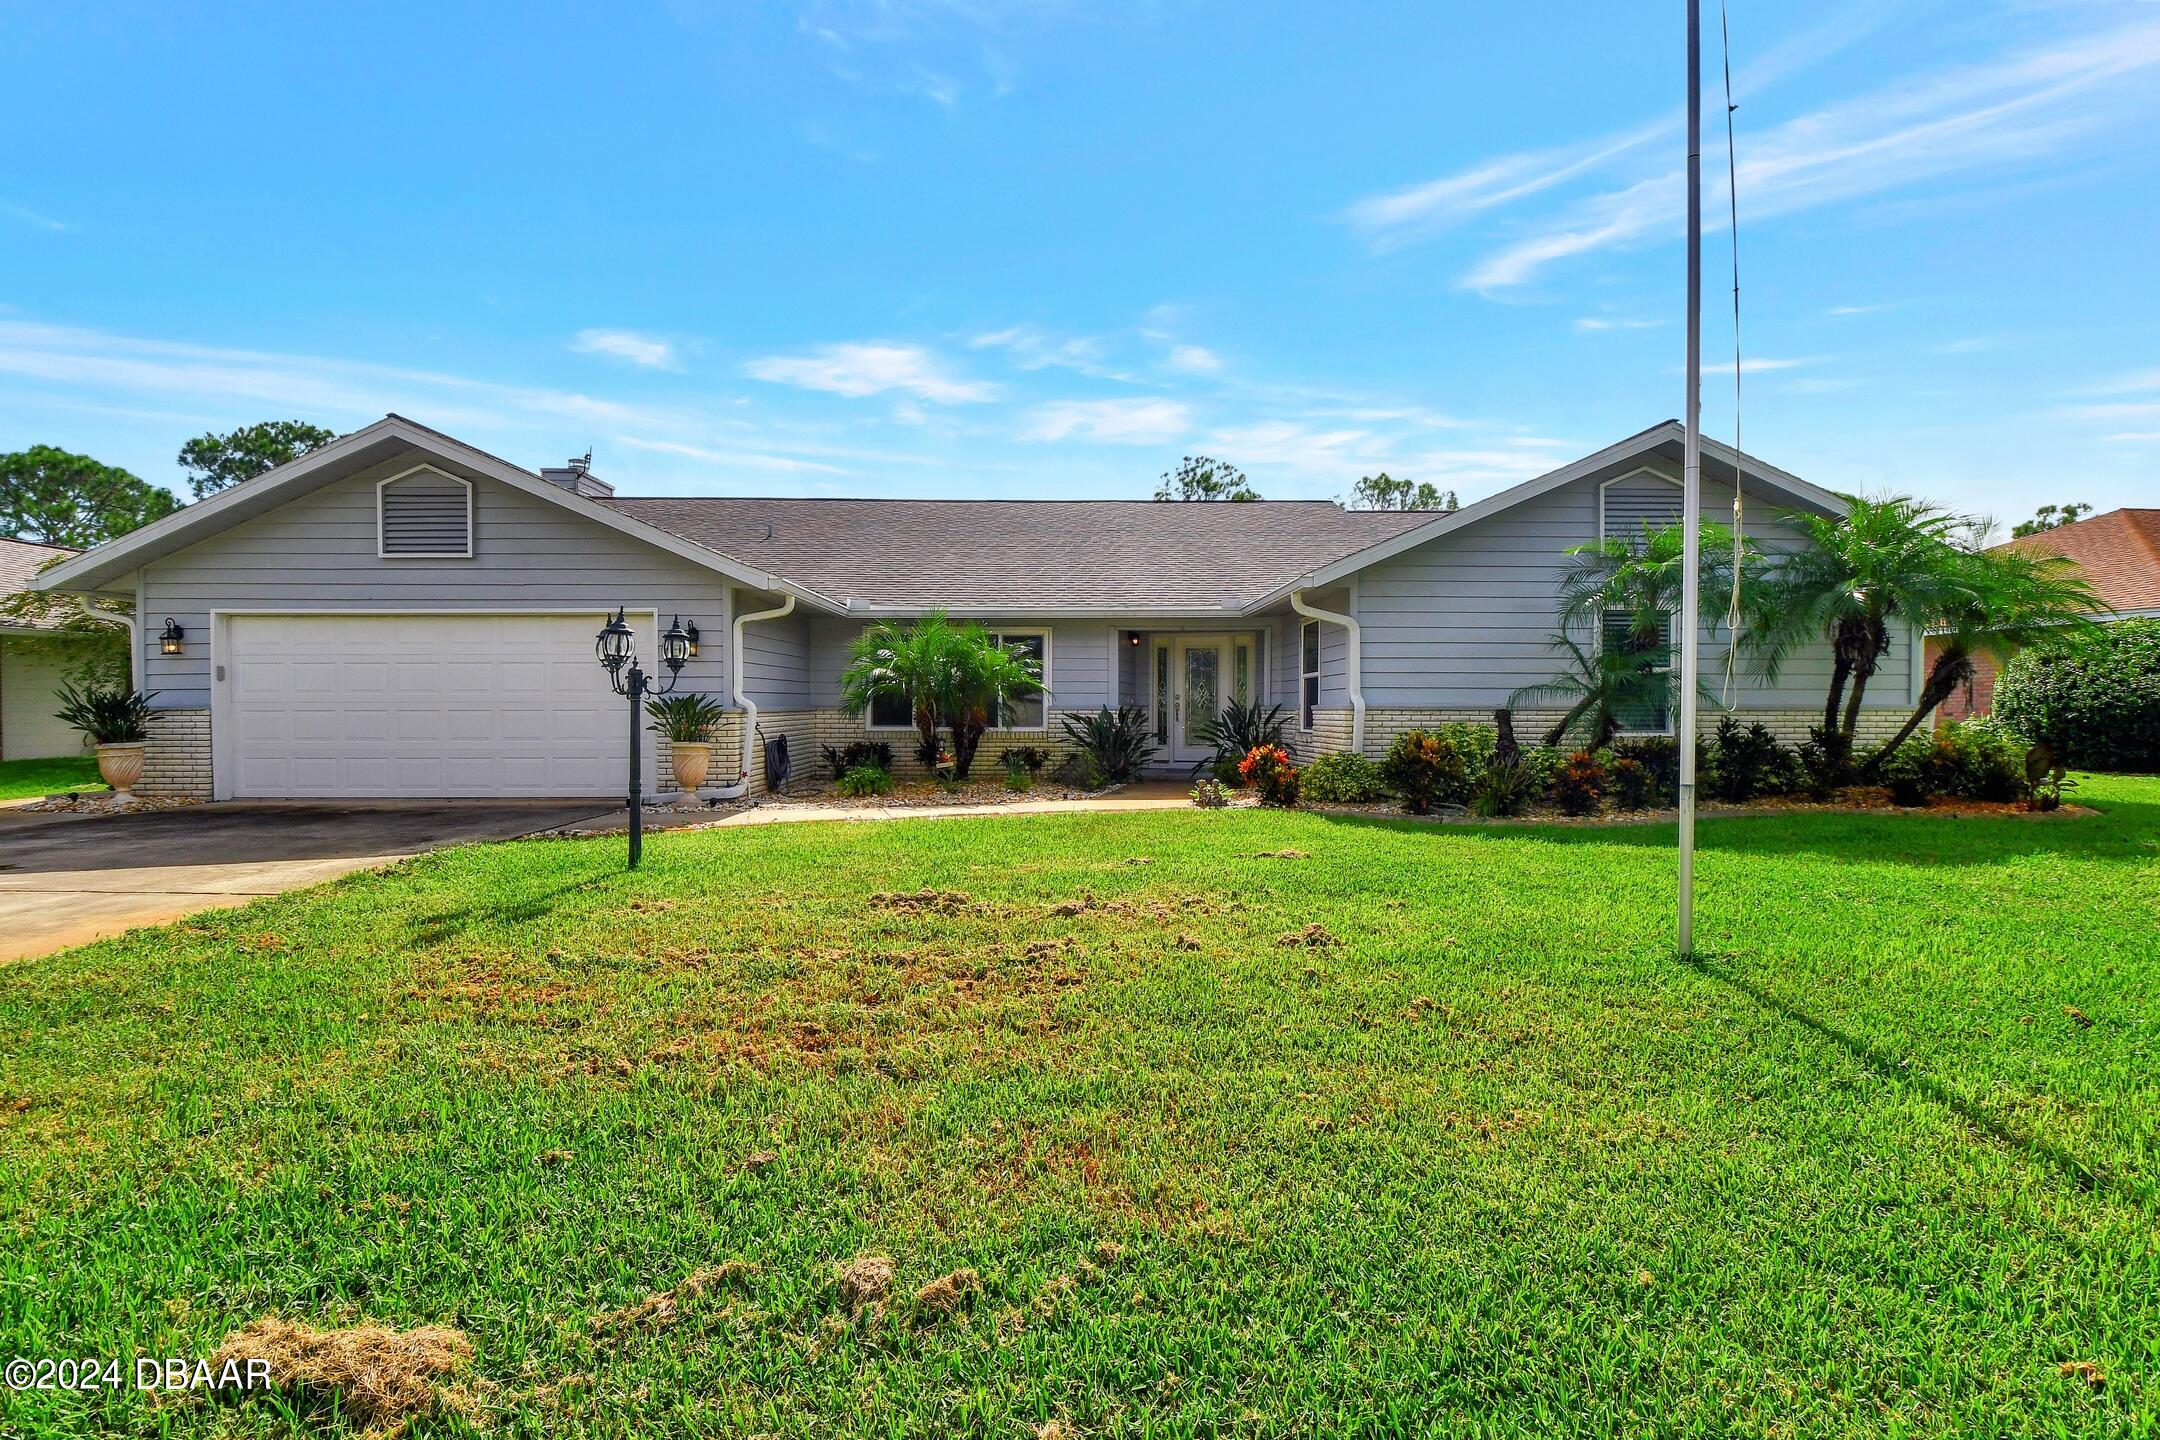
left=1558, top=518, right=1771, bottom=655
left=1861, top=544, right=2101, bottom=771
left=1511, top=633, right=1712, bottom=750
left=839, top=612, right=967, bottom=776
left=1752, top=497, right=1971, bottom=752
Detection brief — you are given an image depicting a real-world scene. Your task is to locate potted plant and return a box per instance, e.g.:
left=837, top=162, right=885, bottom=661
left=645, top=693, right=728, bottom=795
left=53, top=681, right=156, bottom=800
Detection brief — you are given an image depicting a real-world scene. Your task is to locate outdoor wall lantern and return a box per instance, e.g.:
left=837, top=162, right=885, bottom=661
left=158, top=617, right=185, bottom=655
left=683, top=620, right=701, bottom=658
left=593, top=608, right=694, bottom=869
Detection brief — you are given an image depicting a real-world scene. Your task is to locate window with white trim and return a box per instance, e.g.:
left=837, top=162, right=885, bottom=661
left=1602, top=609, right=1674, bottom=734
left=377, top=467, right=473, bottom=558
left=1299, top=620, right=1320, bottom=731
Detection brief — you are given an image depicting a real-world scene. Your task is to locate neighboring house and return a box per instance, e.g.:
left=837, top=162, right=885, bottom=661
left=29, top=414, right=1919, bottom=801
left=1933, top=507, right=2160, bottom=724
left=1, top=537, right=109, bottom=762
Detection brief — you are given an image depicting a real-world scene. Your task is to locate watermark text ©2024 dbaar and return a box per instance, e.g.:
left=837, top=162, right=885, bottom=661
left=6, top=1354, right=272, bottom=1393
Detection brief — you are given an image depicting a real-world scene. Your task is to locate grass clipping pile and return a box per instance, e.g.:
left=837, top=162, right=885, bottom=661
left=210, top=1317, right=474, bottom=1432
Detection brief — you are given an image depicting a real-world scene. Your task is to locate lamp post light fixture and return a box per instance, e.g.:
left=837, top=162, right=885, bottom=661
left=593, top=608, right=694, bottom=869
left=159, top=617, right=186, bottom=655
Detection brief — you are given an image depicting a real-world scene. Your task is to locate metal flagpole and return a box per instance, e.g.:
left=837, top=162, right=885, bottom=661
left=1678, top=0, right=1704, bottom=955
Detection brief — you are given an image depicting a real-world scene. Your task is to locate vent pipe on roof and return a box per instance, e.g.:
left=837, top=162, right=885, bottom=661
left=540, top=452, right=614, bottom=499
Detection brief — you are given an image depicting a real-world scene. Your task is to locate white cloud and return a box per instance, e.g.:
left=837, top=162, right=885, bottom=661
left=744, top=341, right=996, bottom=402
left=1827, top=303, right=1891, bottom=316
left=612, top=436, right=844, bottom=474
left=1021, top=397, right=1190, bottom=445
left=5, top=203, right=67, bottom=232
left=1403, top=16, right=2160, bottom=290
left=1574, top=316, right=1666, bottom=332
left=2091, top=366, right=2160, bottom=394
left=1164, top=344, right=1223, bottom=375
left=1696, top=356, right=1820, bottom=376
left=968, top=325, right=1118, bottom=376
left=572, top=328, right=680, bottom=370
left=2102, top=431, right=2160, bottom=442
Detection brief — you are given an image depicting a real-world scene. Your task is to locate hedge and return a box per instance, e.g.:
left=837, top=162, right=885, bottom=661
left=1991, top=618, right=2160, bottom=772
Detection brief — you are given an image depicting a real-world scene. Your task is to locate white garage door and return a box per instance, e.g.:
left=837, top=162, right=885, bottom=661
left=224, top=613, right=635, bottom=798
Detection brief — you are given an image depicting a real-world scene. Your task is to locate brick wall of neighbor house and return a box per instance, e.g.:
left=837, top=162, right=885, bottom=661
left=1302, top=706, right=1908, bottom=758
left=139, top=708, right=212, bottom=799
left=1930, top=638, right=2006, bottom=725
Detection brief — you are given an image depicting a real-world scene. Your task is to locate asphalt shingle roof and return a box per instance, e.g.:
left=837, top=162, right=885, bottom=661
left=0, top=537, right=77, bottom=629
left=595, top=497, right=1437, bottom=610
left=2004, top=508, right=2160, bottom=614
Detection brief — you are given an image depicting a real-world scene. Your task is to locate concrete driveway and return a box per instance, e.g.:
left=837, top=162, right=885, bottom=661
left=0, top=800, right=614, bottom=962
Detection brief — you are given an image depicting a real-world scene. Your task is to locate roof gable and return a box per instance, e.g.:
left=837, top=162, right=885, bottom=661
left=1273, top=421, right=1850, bottom=599
left=29, top=415, right=843, bottom=609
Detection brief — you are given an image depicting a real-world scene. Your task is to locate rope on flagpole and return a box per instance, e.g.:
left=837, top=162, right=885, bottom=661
left=1719, top=0, right=1746, bottom=706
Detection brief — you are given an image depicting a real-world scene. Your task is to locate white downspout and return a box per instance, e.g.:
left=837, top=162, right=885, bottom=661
left=712, top=592, right=795, bottom=799
left=77, top=597, right=142, bottom=690
left=1290, top=587, right=1364, bottom=755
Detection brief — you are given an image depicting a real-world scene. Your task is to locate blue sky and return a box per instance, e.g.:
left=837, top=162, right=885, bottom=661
left=4, top=0, right=2156, bottom=527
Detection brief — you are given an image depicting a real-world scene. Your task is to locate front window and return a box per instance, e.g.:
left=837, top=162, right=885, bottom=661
left=1602, top=609, right=1673, bottom=734
left=865, top=628, right=1048, bottom=730
left=1300, top=620, right=1320, bottom=731
left=868, top=690, right=914, bottom=729
left=992, top=632, right=1047, bottom=728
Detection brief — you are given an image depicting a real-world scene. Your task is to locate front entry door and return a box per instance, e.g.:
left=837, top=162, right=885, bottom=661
left=1166, top=633, right=1256, bottom=769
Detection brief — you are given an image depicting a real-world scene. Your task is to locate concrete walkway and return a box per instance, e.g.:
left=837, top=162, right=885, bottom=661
left=547, top=781, right=1201, bottom=834
left=0, top=800, right=612, bottom=962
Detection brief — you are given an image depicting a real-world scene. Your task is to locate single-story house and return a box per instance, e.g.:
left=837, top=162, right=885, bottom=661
left=29, top=414, right=1920, bottom=801
left=1, top=537, right=113, bottom=762
left=1933, top=506, right=2159, bottom=724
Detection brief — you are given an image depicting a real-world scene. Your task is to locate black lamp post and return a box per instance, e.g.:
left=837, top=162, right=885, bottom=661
left=594, top=608, right=693, bottom=868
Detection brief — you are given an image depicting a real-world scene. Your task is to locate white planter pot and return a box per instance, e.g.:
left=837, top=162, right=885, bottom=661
left=671, top=741, right=712, bottom=794
left=96, top=741, right=145, bottom=799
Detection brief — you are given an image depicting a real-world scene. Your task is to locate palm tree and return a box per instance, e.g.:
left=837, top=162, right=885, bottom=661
left=838, top=612, right=1044, bottom=780
left=1559, top=518, right=1768, bottom=653
left=1861, top=544, right=2100, bottom=768
left=1511, top=633, right=1707, bottom=750
left=946, top=630, right=1043, bottom=779
left=1752, top=497, right=1969, bottom=754
left=839, top=612, right=967, bottom=770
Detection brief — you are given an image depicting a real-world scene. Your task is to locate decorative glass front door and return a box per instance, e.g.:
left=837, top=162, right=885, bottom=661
left=1166, top=634, right=1255, bottom=767
left=1181, top=642, right=1222, bottom=751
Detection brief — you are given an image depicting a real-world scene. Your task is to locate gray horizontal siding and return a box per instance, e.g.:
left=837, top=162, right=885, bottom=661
left=140, top=448, right=736, bottom=710
left=1353, top=464, right=1912, bottom=712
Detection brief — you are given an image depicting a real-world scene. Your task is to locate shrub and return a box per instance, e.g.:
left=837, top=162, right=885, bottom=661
left=998, top=744, right=1051, bottom=777
left=1470, top=759, right=1539, bottom=818
left=1609, top=737, right=1679, bottom=805
left=1519, top=745, right=1567, bottom=795
left=836, top=764, right=893, bottom=798
left=1797, top=726, right=1849, bottom=800
left=1189, top=777, right=1232, bottom=808
left=645, top=692, right=728, bottom=744
left=1299, top=752, right=1389, bottom=803
left=1877, top=737, right=1947, bottom=807
left=1432, top=722, right=1497, bottom=791
left=820, top=739, right=894, bottom=781
left=1239, top=744, right=1301, bottom=807
left=1937, top=721, right=2026, bottom=802
left=1550, top=749, right=1606, bottom=815
left=1993, top=619, right=2160, bottom=772
left=1609, top=756, right=1653, bottom=810
left=54, top=681, right=156, bottom=745
left=1379, top=730, right=1468, bottom=814
left=1191, top=698, right=1294, bottom=778
left=1704, top=718, right=1786, bottom=803
left=1057, top=705, right=1159, bottom=784
left=1050, top=751, right=1105, bottom=790
left=1003, top=768, right=1034, bottom=792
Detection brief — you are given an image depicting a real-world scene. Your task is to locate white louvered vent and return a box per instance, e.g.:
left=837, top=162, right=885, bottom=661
left=378, top=469, right=473, bottom=557
left=1601, top=471, right=1683, bottom=548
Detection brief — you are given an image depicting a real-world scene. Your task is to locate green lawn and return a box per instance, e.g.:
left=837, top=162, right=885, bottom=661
left=3, top=779, right=2156, bottom=1437
left=0, top=753, right=103, bottom=801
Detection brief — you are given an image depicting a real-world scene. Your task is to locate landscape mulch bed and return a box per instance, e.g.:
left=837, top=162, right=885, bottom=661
left=1308, top=787, right=2096, bottom=826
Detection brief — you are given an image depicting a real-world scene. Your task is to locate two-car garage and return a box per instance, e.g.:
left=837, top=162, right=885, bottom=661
left=218, top=613, right=635, bottom=799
